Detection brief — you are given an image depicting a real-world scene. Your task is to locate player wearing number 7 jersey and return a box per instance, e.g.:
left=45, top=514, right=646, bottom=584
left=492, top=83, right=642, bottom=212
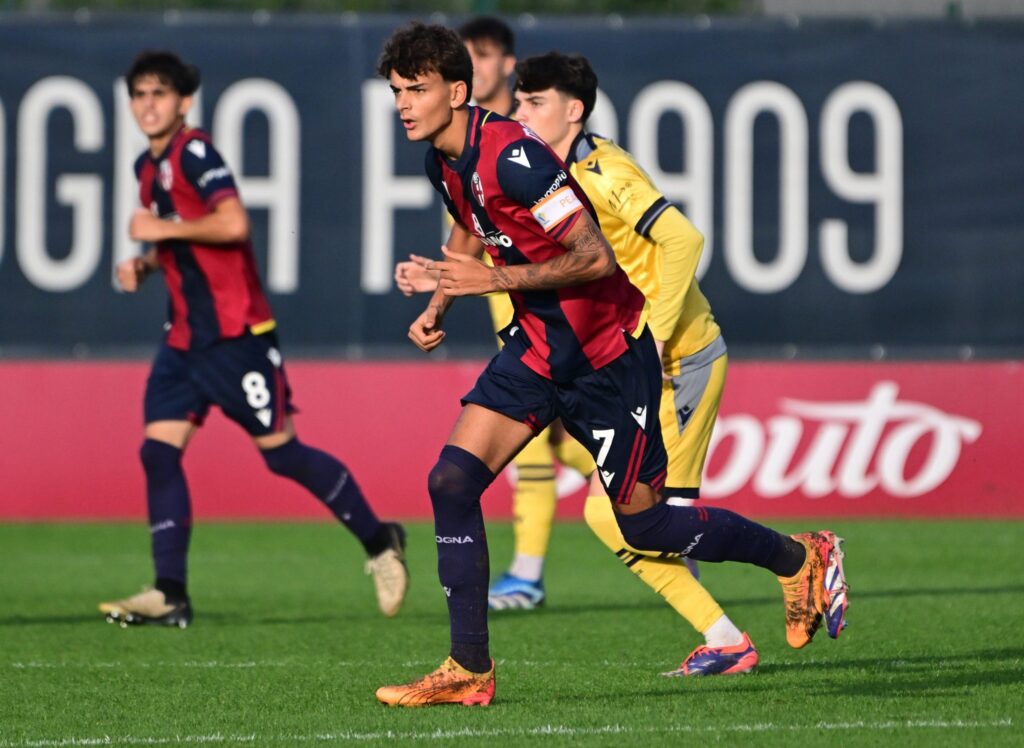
left=99, top=50, right=409, bottom=628
left=374, top=24, right=848, bottom=707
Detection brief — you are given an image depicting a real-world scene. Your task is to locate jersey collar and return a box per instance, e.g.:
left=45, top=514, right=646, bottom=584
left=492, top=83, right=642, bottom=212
left=566, top=130, right=598, bottom=168
left=443, top=105, right=486, bottom=172
left=149, top=124, right=190, bottom=163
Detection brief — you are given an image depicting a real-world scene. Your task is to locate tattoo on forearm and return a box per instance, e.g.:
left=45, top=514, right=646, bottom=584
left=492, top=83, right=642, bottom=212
left=491, top=217, right=612, bottom=292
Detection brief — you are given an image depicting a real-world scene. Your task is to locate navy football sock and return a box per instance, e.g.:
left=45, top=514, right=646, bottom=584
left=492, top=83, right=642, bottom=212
left=615, top=500, right=806, bottom=576
left=155, top=578, right=188, bottom=603
left=261, top=439, right=387, bottom=555
left=428, top=445, right=494, bottom=674
left=140, top=439, right=192, bottom=589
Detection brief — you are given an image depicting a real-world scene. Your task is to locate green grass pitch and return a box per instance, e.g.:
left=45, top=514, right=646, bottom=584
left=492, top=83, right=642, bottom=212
left=1, top=520, right=1021, bottom=746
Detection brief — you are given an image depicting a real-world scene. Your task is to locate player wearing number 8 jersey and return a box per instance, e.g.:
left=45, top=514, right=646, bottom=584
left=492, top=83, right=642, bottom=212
left=99, top=50, right=409, bottom=628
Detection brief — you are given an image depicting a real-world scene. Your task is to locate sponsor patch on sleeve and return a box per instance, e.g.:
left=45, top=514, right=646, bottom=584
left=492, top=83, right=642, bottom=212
left=530, top=187, right=583, bottom=232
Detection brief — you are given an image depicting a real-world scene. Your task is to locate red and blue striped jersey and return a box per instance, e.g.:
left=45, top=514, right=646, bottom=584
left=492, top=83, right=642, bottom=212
left=135, top=126, right=274, bottom=351
left=425, top=107, right=646, bottom=382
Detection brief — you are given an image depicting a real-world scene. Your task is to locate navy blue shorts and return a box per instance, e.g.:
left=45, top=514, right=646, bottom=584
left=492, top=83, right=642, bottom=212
left=144, top=331, right=295, bottom=437
left=463, top=327, right=667, bottom=504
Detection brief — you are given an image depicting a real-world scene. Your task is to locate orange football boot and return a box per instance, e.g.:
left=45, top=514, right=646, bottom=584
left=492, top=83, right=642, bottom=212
left=375, top=657, right=495, bottom=707
left=777, top=531, right=848, bottom=648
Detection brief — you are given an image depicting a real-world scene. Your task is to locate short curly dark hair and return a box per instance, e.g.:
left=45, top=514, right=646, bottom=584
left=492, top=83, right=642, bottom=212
left=126, top=50, right=200, bottom=97
left=377, top=22, right=473, bottom=101
left=515, top=52, right=598, bottom=122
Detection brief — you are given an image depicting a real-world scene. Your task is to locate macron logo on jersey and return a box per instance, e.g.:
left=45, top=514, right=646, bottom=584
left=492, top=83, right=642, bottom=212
left=631, top=406, right=648, bottom=430
left=187, top=140, right=207, bottom=159
left=508, top=147, right=531, bottom=168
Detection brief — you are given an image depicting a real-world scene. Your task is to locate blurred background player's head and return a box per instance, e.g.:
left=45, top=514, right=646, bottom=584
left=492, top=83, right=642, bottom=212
left=458, top=16, right=516, bottom=113
left=126, top=50, right=200, bottom=97
left=126, top=50, right=200, bottom=144
left=513, top=52, right=597, bottom=156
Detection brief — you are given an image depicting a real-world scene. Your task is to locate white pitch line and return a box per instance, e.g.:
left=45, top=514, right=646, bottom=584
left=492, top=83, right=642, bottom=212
left=0, top=719, right=1013, bottom=747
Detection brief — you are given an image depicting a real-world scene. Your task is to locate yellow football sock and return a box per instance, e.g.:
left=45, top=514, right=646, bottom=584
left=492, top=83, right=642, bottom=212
left=583, top=495, right=724, bottom=635
left=552, top=436, right=595, bottom=477
left=511, top=436, right=557, bottom=559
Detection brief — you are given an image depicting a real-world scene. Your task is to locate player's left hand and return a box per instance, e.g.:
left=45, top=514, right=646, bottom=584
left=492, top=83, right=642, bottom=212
left=394, top=254, right=441, bottom=296
left=129, top=208, right=168, bottom=243
left=430, top=245, right=496, bottom=297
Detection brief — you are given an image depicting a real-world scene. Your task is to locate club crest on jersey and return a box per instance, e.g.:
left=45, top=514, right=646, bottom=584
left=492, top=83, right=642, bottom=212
left=159, top=159, right=174, bottom=191
left=471, top=172, right=485, bottom=206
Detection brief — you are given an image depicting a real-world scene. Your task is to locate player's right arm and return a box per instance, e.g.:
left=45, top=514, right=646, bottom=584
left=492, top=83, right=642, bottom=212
left=116, top=247, right=159, bottom=293
left=130, top=136, right=250, bottom=246
left=129, top=198, right=250, bottom=245
left=489, top=137, right=615, bottom=291
left=488, top=210, right=615, bottom=292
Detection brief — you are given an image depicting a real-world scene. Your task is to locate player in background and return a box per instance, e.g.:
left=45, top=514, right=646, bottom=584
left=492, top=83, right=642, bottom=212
left=459, top=16, right=516, bottom=117
left=99, top=50, right=408, bottom=628
left=397, top=17, right=596, bottom=611
left=374, top=23, right=849, bottom=706
left=395, top=51, right=762, bottom=676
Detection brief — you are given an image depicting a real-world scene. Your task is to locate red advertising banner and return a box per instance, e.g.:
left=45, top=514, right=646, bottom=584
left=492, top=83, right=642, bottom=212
left=2, top=360, right=1020, bottom=520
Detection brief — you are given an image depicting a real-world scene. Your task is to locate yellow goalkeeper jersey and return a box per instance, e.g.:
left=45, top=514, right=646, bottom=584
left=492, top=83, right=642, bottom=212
left=474, top=132, right=719, bottom=373
left=566, top=132, right=720, bottom=374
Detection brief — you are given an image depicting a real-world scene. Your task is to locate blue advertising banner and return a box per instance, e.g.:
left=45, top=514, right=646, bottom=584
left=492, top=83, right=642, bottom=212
left=0, top=16, right=1021, bottom=356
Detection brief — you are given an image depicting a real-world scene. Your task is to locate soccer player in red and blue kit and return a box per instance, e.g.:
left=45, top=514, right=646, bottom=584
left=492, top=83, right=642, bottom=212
left=99, top=51, right=409, bottom=628
left=374, top=24, right=849, bottom=707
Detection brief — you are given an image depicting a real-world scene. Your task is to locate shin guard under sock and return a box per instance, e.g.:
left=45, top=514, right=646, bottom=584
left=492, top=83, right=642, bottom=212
left=140, top=439, right=192, bottom=590
left=428, top=445, right=495, bottom=673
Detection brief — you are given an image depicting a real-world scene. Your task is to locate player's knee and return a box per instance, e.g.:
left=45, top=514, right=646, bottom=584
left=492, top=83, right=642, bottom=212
left=427, top=461, right=477, bottom=510
left=261, top=438, right=304, bottom=477
left=139, top=438, right=183, bottom=480
left=614, top=501, right=676, bottom=553
left=427, top=446, right=495, bottom=512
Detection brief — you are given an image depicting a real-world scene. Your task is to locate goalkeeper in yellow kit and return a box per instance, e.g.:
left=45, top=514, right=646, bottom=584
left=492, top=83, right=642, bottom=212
left=395, top=50, right=759, bottom=676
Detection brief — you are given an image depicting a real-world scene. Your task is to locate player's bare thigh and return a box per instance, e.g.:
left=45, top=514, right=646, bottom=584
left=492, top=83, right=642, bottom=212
left=446, top=403, right=537, bottom=474
left=252, top=416, right=297, bottom=451
left=145, top=420, right=199, bottom=449
left=145, top=416, right=297, bottom=452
